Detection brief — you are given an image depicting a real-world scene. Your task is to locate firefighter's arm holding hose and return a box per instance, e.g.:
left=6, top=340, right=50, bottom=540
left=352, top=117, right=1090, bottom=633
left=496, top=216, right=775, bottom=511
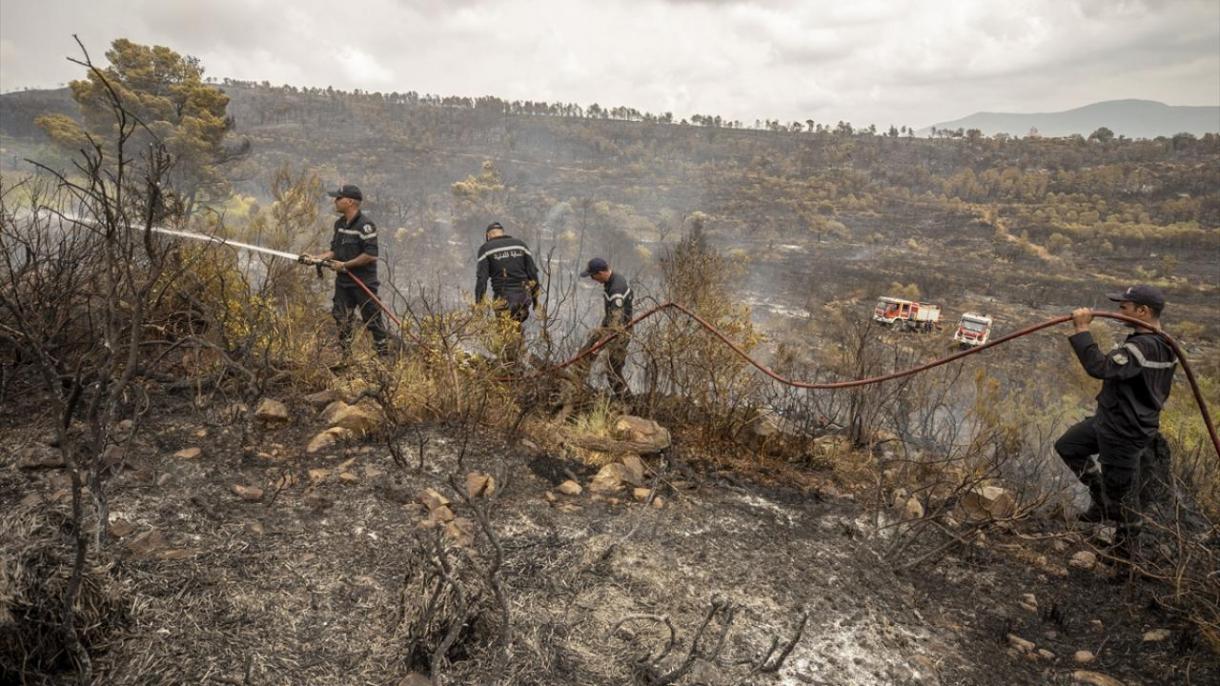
left=334, top=252, right=375, bottom=273
left=297, top=252, right=332, bottom=275
left=1068, top=307, right=1145, bottom=382
left=1070, top=307, right=1093, bottom=333
left=299, top=250, right=375, bottom=273
left=299, top=251, right=332, bottom=266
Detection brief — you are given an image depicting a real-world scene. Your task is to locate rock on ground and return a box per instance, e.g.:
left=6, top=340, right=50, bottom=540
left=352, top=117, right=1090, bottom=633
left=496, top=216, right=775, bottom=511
left=589, top=463, right=628, bottom=494
left=307, top=427, right=352, bottom=454
left=1072, top=671, right=1125, bottom=686
left=612, top=415, right=671, bottom=453
left=255, top=398, right=290, bottom=425
left=303, top=389, right=340, bottom=409
left=1069, top=550, right=1098, bottom=571
left=319, top=400, right=381, bottom=435
left=959, top=485, right=1016, bottom=520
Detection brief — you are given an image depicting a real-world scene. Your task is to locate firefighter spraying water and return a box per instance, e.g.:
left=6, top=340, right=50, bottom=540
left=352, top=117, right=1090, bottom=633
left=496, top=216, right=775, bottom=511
left=54, top=212, right=1216, bottom=459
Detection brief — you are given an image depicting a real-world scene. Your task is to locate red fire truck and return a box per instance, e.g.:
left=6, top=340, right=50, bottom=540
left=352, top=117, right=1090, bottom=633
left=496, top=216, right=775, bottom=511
left=872, top=297, right=941, bottom=332
left=953, top=312, right=993, bottom=347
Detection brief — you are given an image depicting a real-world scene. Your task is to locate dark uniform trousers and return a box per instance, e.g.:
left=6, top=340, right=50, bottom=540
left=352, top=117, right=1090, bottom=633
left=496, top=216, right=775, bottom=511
left=333, top=285, right=389, bottom=354
left=1055, top=329, right=1175, bottom=553
left=328, top=210, right=387, bottom=356
left=495, top=291, right=532, bottom=325
left=476, top=234, right=539, bottom=335
left=489, top=291, right=532, bottom=364
left=1055, top=416, right=1148, bottom=524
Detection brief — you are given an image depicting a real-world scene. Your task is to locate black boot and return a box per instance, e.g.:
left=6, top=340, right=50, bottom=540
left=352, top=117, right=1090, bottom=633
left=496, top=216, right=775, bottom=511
left=1077, top=473, right=1109, bottom=523
left=1078, top=501, right=1107, bottom=524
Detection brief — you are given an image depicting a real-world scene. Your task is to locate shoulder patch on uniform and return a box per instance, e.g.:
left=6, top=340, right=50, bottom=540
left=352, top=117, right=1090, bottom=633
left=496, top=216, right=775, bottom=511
left=360, top=222, right=376, bottom=234
left=1111, top=352, right=1129, bottom=366
left=1122, top=341, right=1176, bottom=369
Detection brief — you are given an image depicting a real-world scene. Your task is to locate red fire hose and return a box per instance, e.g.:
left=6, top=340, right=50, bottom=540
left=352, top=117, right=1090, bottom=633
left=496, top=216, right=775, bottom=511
left=329, top=266, right=1218, bottom=458
left=305, top=258, right=420, bottom=343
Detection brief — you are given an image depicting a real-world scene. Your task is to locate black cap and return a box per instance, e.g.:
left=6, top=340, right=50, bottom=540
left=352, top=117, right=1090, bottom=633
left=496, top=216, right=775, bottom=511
left=580, top=257, right=609, bottom=277
left=1106, top=284, right=1165, bottom=310
left=327, top=184, right=363, bottom=201
left=486, top=221, right=503, bottom=233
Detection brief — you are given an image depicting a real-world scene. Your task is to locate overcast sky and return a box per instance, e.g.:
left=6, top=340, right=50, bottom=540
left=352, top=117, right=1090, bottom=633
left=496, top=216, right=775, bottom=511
left=1, top=0, right=1217, bottom=129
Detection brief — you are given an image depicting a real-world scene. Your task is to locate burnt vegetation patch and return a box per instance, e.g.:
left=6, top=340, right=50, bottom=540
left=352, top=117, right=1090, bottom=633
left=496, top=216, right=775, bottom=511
left=1, top=37, right=1218, bottom=686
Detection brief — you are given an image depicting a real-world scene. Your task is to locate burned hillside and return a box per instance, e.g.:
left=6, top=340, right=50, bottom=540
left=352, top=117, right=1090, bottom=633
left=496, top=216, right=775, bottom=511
left=2, top=39, right=1220, bottom=686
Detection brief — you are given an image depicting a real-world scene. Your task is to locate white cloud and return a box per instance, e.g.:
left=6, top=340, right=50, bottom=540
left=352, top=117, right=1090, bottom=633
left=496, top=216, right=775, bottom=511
left=1, top=0, right=1216, bottom=128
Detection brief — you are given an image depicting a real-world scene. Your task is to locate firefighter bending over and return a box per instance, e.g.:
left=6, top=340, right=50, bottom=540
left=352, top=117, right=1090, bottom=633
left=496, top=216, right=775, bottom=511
left=575, top=257, right=633, bottom=400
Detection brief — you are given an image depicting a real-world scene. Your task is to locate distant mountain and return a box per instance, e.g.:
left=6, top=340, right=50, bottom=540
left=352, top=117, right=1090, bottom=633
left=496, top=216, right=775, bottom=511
left=925, top=99, right=1219, bottom=139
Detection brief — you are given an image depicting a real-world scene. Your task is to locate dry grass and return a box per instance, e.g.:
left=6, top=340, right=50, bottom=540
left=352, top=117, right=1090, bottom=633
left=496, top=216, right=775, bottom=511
left=2, top=384, right=1218, bottom=684
left=562, top=397, right=624, bottom=467
left=0, top=501, right=128, bottom=679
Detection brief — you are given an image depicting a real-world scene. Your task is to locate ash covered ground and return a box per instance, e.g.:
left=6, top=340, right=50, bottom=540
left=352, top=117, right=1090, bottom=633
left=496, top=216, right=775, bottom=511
left=3, top=386, right=1214, bottom=686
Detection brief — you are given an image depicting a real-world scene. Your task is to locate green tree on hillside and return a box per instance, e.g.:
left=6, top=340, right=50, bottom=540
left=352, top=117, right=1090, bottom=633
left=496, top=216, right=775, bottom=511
left=451, top=160, right=508, bottom=249
left=1088, top=126, right=1115, bottom=143
left=37, top=38, right=244, bottom=214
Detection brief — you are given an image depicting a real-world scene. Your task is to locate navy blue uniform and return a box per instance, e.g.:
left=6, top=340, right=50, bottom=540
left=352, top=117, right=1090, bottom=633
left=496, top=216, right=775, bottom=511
left=475, top=235, right=539, bottom=322
left=1056, top=330, right=1176, bottom=525
left=576, top=271, right=633, bottom=398
left=1067, top=331, right=1176, bottom=440
left=329, top=212, right=388, bottom=353
left=330, top=212, right=379, bottom=287
left=601, top=271, right=633, bottom=327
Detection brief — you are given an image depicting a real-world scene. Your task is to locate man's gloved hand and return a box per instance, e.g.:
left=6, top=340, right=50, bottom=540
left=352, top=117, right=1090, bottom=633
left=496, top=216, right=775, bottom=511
left=298, top=254, right=315, bottom=265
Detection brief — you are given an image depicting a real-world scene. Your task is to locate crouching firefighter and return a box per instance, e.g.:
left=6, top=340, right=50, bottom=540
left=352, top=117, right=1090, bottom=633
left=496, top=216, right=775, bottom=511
left=1054, top=285, right=1176, bottom=557
left=475, top=222, right=540, bottom=361
left=303, top=184, right=391, bottom=357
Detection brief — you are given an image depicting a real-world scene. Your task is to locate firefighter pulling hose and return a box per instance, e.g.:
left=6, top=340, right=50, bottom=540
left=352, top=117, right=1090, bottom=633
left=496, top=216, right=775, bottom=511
left=96, top=217, right=1220, bottom=460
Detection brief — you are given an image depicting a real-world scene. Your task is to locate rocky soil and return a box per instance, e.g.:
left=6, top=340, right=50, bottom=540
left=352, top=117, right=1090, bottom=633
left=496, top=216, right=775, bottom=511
left=2, top=386, right=1216, bottom=686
